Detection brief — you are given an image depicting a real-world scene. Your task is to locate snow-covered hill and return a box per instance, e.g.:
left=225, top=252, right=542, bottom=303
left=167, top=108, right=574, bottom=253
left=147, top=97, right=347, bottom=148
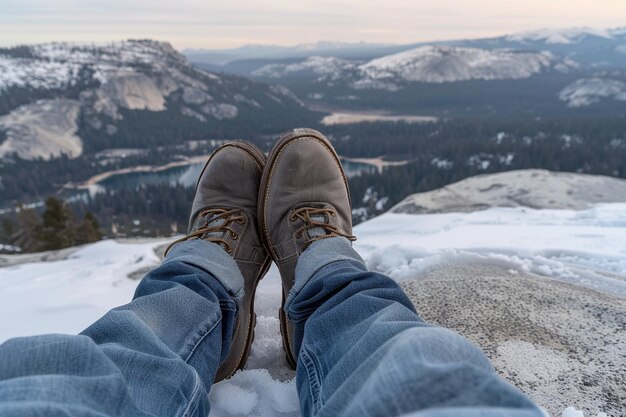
left=505, top=27, right=626, bottom=46
left=251, top=56, right=356, bottom=79
left=356, top=46, right=574, bottom=85
left=0, top=41, right=188, bottom=93
left=251, top=46, right=576, bottom=90
left=1, top=170, right=624, bottom=417
left=459, top=26, right=626, bottom=70
left=559, top=77, right=626, bottom=107
left=0, top=40, right=309, bottom=161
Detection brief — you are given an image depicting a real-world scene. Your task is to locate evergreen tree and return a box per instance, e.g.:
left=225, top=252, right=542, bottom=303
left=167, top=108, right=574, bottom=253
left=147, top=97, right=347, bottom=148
left=1, top=218, right=16, bottom=242
left=11, top=208, right=42, bottom=252
left=76, top=212, right=102, bottom=245
left=40, top=197, right=77, bottom=250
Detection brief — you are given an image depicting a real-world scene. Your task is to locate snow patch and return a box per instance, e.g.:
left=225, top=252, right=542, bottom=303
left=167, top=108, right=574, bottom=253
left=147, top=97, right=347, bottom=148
left=209, top=370, right=299, bottom=417
left=559, top=78, right=626, bottom=107
left=561, top=408, right=608, bottom=417
left=0, top=40, right=185, bottom=93
left=357, top=204, right=626, bottom=296
left=0, top=239, right=162, bottom=341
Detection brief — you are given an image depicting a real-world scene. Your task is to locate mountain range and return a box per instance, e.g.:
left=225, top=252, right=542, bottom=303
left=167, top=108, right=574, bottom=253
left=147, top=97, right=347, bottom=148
left=0, top=40, right=318, bottom=161
left=188, top=27, right=626, bottom=68
left=187, top=27, right=626, bottom=116
left=2, top=27, right=625, bottom=165
left=2, top=27, right=626, bottom=215
left=251, top=46, right=576, bottom=86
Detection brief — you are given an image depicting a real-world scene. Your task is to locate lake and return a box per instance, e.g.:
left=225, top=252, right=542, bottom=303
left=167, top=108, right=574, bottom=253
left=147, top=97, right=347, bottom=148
left=85, top=158, right=377, bottom=194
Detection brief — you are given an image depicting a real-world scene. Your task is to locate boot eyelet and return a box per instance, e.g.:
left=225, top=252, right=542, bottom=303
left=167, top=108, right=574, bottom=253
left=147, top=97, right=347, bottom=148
left=231, top=232, right=238, bottom=240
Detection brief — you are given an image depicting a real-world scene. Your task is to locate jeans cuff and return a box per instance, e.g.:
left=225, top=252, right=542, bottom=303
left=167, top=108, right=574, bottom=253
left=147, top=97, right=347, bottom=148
left=163, top=240, right=244, bottom=300
left=286, top=237, right=366, bottom=306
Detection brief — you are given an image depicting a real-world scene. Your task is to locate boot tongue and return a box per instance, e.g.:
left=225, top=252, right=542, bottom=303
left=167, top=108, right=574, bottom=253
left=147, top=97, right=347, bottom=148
left=306, top=213, right=328, bottom=239
left=192, top=213, right=229, bottom=251
left=203, top=215, right=226, bottom=238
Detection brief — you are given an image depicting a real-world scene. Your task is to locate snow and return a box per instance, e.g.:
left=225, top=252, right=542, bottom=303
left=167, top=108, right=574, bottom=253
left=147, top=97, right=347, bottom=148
left=252, top=56, right=355, bottom=79
left=0, top=244, right=20, bottom=253
left=357, top=46, right=567, bottom=84
left=251, top=44, right=576, bottom=88
left=466, top=152, right=514, bottom=170
left=357, top=204, right=626, bottom=297
left=0, top=40, right=181, bottom=93
left=430, top=157, right=453, bottom=169
left=506, top=27, right=615, bottom=44
left=2, top=204, right=626, bottom=416
left=561, top=408, right=608, bottom=417
left=0, top=239, right=161, bottom=340
left=559, top=78, right=626, bottom=107
left=375, top=197, right=389, bottom=211
left=0, top=55, right=81, bottom=91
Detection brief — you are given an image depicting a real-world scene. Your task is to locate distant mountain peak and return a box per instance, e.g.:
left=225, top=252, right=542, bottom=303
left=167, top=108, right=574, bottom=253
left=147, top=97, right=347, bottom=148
left=505, top=26, right=624, bottom=44
left=0, top=39, right=187, bottom=92
left=251, top=44, right=577, bottom=90
left=0, top=40, right=312, bottom=161
left=356, top=45, right=575, bottom=86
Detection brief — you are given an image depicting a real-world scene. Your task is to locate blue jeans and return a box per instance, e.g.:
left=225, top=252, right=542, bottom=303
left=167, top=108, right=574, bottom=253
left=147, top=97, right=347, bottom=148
left=0, top=238, right=542, bottom=417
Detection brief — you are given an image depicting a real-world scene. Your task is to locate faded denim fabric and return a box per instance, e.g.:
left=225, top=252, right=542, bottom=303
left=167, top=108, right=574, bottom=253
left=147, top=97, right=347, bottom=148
left=0, top=238, right=542, bottom=417
left=288, top=237, right=543, bottom=417
left=0, top=240, right=239, bottom=417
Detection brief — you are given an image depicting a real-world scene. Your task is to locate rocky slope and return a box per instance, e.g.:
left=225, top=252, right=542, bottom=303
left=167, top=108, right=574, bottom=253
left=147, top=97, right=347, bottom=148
left=0, top=40, right=315, bottom=161
left=402, top=263, right=625, bottom=417
left=392, top=169, right=626, bottom=214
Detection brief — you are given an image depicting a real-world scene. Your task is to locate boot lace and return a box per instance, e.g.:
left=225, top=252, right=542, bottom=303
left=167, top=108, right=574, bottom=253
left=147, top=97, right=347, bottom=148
left=166, top=208, right=245, bottom=256
left=290, top=207, right=356, bottom=246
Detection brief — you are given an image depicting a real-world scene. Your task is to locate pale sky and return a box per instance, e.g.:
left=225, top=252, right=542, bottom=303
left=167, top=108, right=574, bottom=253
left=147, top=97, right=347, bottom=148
left=1, top=0, right=625, bottom=50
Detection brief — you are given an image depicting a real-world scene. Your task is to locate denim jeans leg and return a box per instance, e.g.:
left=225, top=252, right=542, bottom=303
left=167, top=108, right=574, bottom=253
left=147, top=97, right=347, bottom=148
left=285, top=237, right=543, bottom=417
left=0, top=240, right=241, bottom=417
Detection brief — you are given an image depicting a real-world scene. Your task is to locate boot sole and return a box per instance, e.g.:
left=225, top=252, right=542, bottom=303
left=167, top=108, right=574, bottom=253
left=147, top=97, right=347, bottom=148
left=258, top=128, right=351, bottom=369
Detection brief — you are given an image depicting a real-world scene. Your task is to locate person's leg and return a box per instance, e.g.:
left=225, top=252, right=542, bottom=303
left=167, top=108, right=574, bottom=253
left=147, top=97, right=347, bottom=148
left=257, top=128, right=542, bottom=417
left=0, top=141, right=270, bottom=416
left=287, top=237, right=543, bottom=417
left=0, top=240, right=240, bottom=417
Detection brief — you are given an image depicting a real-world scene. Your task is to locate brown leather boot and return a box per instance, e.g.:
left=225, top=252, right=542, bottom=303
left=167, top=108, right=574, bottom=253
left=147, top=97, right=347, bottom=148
left=166, top=141, right=271, bottom=381
left=258, top=128, right=356, bottom=368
